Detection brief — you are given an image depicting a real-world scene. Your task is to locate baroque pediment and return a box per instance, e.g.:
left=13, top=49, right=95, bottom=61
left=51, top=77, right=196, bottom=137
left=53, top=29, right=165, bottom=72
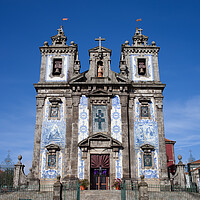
left=78, top=133, right=122, bottom=150
left=115, top=73, right=130, bottom=83
left=140, top=144, right=155, bottom=151
left=87, top=89, right=111, bottom=97
left=89, top=46, right=112, bottom=53
left=69, top=72, right=88, bottom=83
left=45, top=144, right=60, bottom=151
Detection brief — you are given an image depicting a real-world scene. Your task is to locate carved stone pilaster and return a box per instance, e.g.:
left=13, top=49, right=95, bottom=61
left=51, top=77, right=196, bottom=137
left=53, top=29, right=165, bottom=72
left=32, top=97, right=45, bottom=178
left=155, top=98, right=163, bottom=109
left=155, top=97, right=168, bottom=182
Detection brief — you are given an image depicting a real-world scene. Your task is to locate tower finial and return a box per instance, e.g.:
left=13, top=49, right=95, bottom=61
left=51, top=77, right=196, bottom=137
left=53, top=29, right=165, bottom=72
left=51, top=25, right=67, bottom=46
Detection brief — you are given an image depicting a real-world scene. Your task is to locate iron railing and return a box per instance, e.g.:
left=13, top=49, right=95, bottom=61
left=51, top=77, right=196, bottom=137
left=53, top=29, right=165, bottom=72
left=0, top=185, right=53, bottom=200
left=0, top=169, right=14, bottom=187
left=62, top=180, right=80, bottom=200
left=121, top=180, right=138, bottom=200
left=121, top=182, right=200, bottom=200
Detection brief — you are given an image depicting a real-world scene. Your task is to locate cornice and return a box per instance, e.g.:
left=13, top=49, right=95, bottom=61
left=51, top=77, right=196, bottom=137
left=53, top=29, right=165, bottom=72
left=40, top=46, right=77, bottom=55
left=34, top=82, right=70, bottom=89
left=132, top=82, right=166, bottom=89
left=122, top=46, right=160, bottom=55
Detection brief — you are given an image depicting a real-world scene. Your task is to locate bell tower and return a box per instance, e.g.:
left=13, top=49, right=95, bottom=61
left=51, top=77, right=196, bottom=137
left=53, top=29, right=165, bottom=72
left=119, top=27, right=168, bottom=184
left=32, top=26, right=81, bottom=182
left=85, top=37, right=117, bottom=83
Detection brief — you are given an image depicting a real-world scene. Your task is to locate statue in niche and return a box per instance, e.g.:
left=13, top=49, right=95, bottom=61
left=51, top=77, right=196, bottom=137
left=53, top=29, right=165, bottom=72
left=97, top=61, right=103, bottom=77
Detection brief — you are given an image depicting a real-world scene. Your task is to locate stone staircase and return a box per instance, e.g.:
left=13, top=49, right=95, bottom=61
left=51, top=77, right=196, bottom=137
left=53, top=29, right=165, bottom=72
left=80, top=190, right=121, bottom=200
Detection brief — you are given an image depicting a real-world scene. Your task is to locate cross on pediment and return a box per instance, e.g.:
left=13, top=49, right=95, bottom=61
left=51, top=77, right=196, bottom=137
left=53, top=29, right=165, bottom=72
left=95, top=37, right=105, bottom=51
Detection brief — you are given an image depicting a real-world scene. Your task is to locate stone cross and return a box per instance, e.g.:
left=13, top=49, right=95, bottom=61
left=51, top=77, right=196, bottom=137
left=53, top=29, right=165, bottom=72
left=95, top=37, right=105, bottom=51
left=138, top=28, right=143, bottom=35
left=95, top=110, right=105, bottom=130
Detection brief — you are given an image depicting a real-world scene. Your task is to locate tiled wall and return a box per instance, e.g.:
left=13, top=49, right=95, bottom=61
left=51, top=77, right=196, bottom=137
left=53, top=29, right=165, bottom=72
left=134, top=98, right=159, bottom=180
left=40, top=97, right=66, bottom=180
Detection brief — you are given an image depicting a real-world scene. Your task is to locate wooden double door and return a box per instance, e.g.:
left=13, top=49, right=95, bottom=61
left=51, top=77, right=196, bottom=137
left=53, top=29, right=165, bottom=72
left=90, top=154, right=110, bottom=190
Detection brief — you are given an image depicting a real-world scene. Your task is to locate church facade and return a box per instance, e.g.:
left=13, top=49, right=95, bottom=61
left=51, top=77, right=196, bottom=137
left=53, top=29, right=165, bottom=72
left=31, top=26, right=168, bottom=188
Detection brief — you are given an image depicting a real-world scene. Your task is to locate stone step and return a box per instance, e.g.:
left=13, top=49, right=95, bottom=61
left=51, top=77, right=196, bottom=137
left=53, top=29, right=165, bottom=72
left=80, top=190, right=121, bottom=200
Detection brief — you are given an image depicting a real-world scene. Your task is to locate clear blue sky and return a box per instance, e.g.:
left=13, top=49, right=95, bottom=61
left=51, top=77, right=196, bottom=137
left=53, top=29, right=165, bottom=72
left=0, top=0, right=200, bottom=173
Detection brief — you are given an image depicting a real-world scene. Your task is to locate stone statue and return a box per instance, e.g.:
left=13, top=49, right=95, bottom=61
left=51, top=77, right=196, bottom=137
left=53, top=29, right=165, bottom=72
left=97, top=63, right=103, bottom=77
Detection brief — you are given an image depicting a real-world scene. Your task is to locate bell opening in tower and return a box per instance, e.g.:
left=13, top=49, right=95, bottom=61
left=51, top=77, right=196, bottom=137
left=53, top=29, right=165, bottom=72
left=53, top=58, right=62, bottom=76
left=138, top=58, right=146, bottom=75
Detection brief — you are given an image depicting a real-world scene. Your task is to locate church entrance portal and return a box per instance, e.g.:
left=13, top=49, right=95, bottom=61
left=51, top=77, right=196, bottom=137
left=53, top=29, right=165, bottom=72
left=90, top=154, right=110, bottom=190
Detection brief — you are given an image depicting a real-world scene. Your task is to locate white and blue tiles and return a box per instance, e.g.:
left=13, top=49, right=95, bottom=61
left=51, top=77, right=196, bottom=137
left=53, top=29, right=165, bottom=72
left=111, top=96, right=122, bottom=142
left=111, top=96, right=122, bottom=178
left=78, top=148, right=84, bottom=179
left=78, top=95, right=89, bottom=142
left=134, top=98, right=159, bottom=179
left=45, top=55, right=69, bottom=82
left=40, top=149, right=63, bottom=179
left=78, top=95, right=88, bottom=179
left=116, top=149, right=122, bottom=179
left=131, top=55, right=154, bottom=81
left=40, top=97, right=66, bottom=180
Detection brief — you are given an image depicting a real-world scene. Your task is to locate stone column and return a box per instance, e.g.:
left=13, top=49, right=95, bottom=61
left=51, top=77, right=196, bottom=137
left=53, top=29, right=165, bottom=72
left=13, top=155, right=27, bottom=187
left=138, top=175, right=149, bottom=200
left=71, top=95, right=80, bottom=179
left=155, top=97, right=168, bottom=183
left=129, top=97, right=136, bottom=180
left=64, top=96, right=73, bottom=180
left=53, top=175, right=62, bottom=200
left=120, top=95, right=130, bottom=179
left=32, top=97, right=45, bottom=178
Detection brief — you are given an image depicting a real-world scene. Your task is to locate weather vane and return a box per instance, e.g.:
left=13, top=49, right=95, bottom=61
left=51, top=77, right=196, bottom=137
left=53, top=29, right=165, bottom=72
left=136, top=18, right=142, bottom=28
left=61, top=18, right=68, bottom=28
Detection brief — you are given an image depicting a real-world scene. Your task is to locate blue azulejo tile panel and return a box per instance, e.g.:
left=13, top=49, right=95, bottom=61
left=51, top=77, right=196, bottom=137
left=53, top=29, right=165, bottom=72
left=111, top=96, right=122, bottom=142
left=131, top=54, right=154, bottom=81
left=40, top=97, right=66, bottom=180
left=45, top=54, right=69, bottom=82
left=78, top=95, right=89, bottom=142
left=78, top=148, right=84, bottom=179
left=116, top=149, right=122, bottom=179
left=137, top=149, right=159, bottom=179
left=134, top=98, right=159, bottom=179
left=40, top=149, right=64, bottom=180
left=78, top=95, right=88, bottom=179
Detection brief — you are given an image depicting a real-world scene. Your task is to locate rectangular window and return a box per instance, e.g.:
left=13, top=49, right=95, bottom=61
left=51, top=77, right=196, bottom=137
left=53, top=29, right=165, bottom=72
left=138, top=58, right=146, bottom=75
left=53, top=58, right=62, bottom=75
left=48, top=155, right=56, bottom=168
left=50, top=106, right=59, bottom=118
left=144, top=154, right=152, bottom=167
left=141, top=105, right=149, bottom=118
